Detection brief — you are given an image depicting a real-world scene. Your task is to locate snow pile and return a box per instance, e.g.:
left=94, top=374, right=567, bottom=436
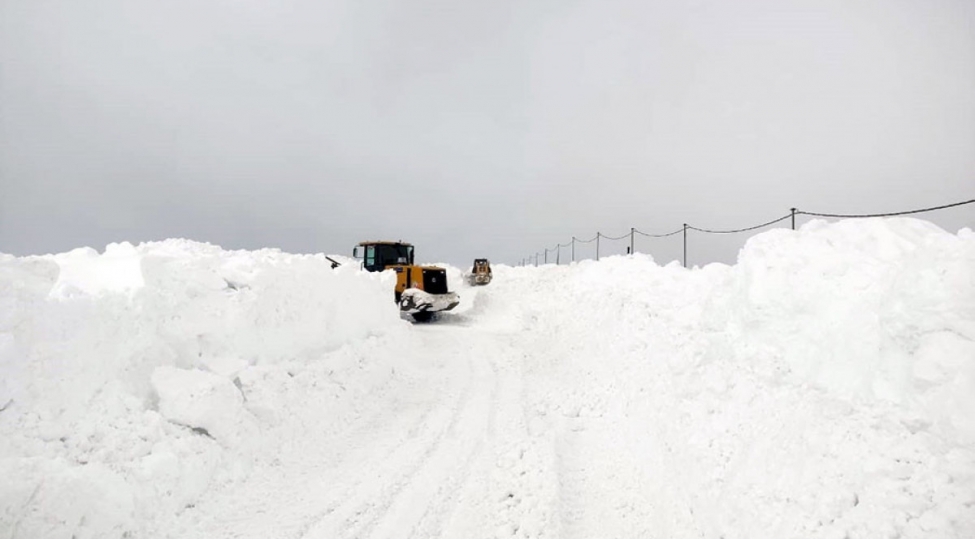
left=0, top=240, right=408, bottom=537
left=721, top=219, right=975, bottom=440
left=474, top=218, right=974, bottom=537
left=1, top=218, right=973, bottom=537
left=48, top=244, right=145, bottom=298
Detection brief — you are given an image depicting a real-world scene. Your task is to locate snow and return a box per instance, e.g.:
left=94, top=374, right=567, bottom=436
left=1, top=218, right=974, bottom=537
left=150, top=367, right=256, bottom=447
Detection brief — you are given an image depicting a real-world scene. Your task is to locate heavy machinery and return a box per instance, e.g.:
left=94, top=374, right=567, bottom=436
left=466, top=258, right=493, bottom=286
left=353, top=241, right=460, bottom=322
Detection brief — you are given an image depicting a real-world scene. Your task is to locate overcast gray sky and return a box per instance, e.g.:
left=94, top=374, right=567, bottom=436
left=1, top=0, right=973, bottom=267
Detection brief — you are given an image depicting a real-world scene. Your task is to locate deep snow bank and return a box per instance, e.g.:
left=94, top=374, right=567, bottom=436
left=1, top=218, right=973, bottom=537
left=474, top=217, right=974, bottom=537
left=0, top=240, right=409, bottom=537
left=721, top=219, right=975, bottom=439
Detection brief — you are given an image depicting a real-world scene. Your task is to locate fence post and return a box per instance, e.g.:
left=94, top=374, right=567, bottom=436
left=556, top=245, right=560, bottom=265
left=544, top=248, right=548, bottom=265
left=630, top=227, right=635, bottom=255
left=596, top=233, right=600, bottom=261
left=683, top=224, right=688, bottom=268
left=791, top=208, right=797, bottom=230
left=571, top=237, right=575, bottom=262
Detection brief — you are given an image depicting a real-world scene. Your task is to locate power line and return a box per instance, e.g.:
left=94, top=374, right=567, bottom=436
left=522, top=196, right=973, bottom=267
left=634, top=227, right=684, bottom=238
left=686, top=214, right=793, bottom=234
left=798, top=198, right=975, bottom=219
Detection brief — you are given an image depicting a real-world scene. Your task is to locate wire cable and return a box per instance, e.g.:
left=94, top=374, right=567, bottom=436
left=525, top=196, right=973, bottom=264
left=798, top=198, right=975, bottom=219
left=686, top=214, right=792, bottom=234
left=634, top=227, right=684, bottom=238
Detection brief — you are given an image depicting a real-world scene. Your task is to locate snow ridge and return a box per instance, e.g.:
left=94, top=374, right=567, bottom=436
left=1, top=219, right=973, bottom=537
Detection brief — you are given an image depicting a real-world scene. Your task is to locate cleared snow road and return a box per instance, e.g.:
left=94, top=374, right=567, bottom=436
left=161, top=311, right=688, bottom=539
left=162, top=321, right=553, bottom=538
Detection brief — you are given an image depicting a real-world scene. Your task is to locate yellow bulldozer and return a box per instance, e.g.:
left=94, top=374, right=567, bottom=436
left=466, top=258, right=493, bottom=286
left=353, top=241, right=460, bottom=322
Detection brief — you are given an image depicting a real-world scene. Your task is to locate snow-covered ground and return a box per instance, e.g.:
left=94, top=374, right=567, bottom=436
left=1, top=218, right=973, bottom=537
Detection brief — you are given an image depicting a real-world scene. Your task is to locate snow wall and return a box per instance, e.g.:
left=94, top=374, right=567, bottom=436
left=478, top=217, right=975, bottom=536
left=1, top=218, right=973, bottom=537
left=0, top=241, right=410, bottom=536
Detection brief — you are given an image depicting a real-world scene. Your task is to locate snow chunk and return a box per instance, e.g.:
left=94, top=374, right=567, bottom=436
left=151, top=367, right=254, bottom=447
left=50, top=243, right=144, bottom=298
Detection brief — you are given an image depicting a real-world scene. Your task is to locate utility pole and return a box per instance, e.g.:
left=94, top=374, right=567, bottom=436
left=682, top=224, right=688, bottom=268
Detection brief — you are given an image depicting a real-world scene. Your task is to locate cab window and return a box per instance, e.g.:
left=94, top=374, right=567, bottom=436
left=365, top=245, right=376, bottom=268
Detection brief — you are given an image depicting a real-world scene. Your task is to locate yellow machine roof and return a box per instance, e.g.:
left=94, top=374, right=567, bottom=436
left=357, top=241, right=413, bottom=247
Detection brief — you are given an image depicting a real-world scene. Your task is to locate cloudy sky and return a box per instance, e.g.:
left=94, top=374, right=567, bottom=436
left=1, top=0, right=973, bottom=266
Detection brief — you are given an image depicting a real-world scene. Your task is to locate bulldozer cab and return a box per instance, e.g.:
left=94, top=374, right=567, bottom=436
left=354, top=242, right=414, bottom=272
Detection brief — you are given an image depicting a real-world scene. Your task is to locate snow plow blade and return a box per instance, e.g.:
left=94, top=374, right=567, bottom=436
left=466, top=273, right=492, bottom=286
left=399, top=288, right=460, bottom=315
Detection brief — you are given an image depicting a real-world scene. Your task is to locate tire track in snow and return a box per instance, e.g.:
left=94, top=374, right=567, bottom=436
left=554, top=419, right=664, bottom=538
left=162, top=310, right=561, bottom=539
left=364, top=328, right=544, bottom=539
left=403, top=352, right=501, bottom=537
left=290, top=395, right=445, bottom=538
left=169, top=386, right=440, bottom=538
left=301, top=387, right=469, bottom=537
left=303, top=327, right=493, bottom=538
left=437, top=338, right=563, bottom=539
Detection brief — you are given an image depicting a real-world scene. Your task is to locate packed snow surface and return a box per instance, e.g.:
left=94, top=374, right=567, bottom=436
left=1, top=218, right=974, bottom=537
